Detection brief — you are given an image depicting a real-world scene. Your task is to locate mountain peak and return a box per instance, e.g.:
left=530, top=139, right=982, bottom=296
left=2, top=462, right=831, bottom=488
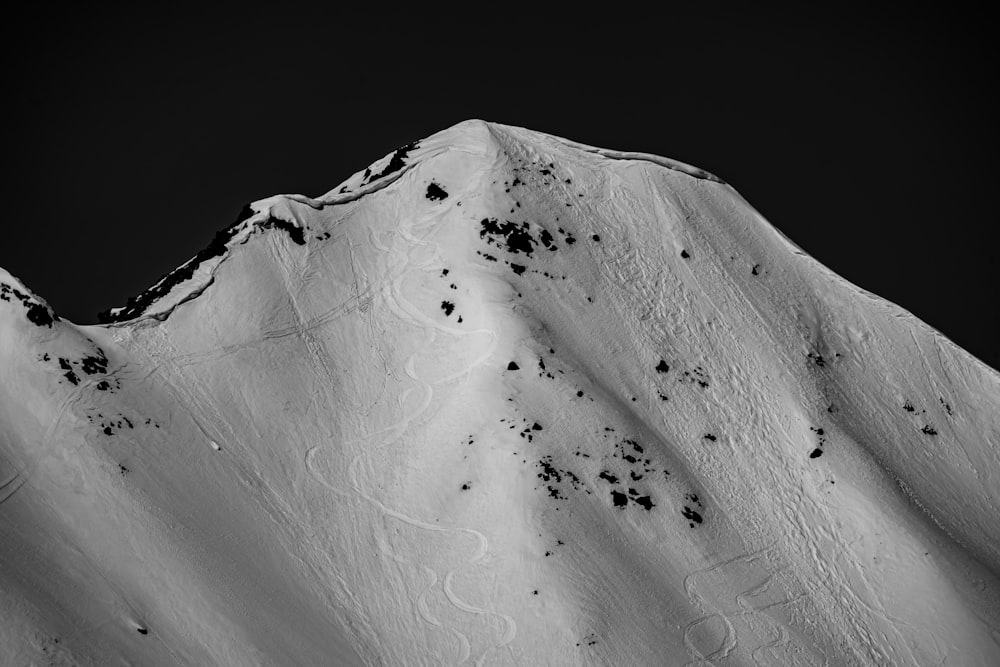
left=96, top=120, right=727, bottom=325
left=4, top=122, right=998, bottom=665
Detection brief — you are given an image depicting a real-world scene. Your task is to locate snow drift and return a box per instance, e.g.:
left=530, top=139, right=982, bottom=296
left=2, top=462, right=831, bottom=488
left=2, top=120, right=998, bottom=666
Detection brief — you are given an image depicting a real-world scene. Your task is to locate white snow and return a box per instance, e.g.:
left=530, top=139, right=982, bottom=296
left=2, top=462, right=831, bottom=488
left=1, top=119, right=998, bottom=665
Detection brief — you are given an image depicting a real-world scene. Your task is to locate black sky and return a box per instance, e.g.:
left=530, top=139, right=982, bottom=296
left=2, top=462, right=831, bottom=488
left=4, top=8, right=996, bottom=369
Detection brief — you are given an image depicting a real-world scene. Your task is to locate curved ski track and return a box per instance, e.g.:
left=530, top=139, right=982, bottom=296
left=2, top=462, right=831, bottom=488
left=306, top=177, right=516, bottom=666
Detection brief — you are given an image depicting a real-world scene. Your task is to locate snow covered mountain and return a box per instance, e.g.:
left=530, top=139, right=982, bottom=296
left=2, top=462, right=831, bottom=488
left=2, top=120, right=998, bottom=666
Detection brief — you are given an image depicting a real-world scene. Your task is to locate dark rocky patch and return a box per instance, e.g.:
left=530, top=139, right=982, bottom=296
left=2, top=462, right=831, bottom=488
left=25, top=302, right=55, bottom=327
left=680, top=249, right=690, bottom=259
left=510, top=263, right=526, bottom=275
left=461, top=483, right=471, bottom=491
left=809, top=448, right=824, bottom=458
left=940, top=398, right=953, bottom=415
left=611, top=490, right=628, bottom=507
left=58, top=358, right=80, bottom=385
left=425, top=182, right=448, bottom=200
left=921, top=425, right=938, bottom=436
left=441, top=301, right=455, bottom=316
left=624, top=439, right=643, bottom=454
left=682, top=506, right=703, bottom=526
left=751, top=264, right=761, bottom=275
left=592, top=234, right=600, bottom=242
left=96, top=380, right=111, bottom=391
left=703, top=434, right=717, bottom=442
left=365, top=141, right=419, bottom=182
left=80, top=352, right=108, bottom=375
left=507, top=361, right=519, bottom=371
left=1, top=282, right=57, bottom=327
left=655, top=360, right=669, bottom=373
left=633, top=495, right=655, bottom=511
left=808, top=352, right=826, bottom=367
left=479, top=218, right=536, bottom=255
left=598, top=471, right=618, bottom=484
left=903, top=401, right=915, bottom=412
left=259, top=215, right=306, bottom=245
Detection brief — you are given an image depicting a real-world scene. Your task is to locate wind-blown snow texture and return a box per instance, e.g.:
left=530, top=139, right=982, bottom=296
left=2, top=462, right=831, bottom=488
left=2, top=120, right=999, bottom=666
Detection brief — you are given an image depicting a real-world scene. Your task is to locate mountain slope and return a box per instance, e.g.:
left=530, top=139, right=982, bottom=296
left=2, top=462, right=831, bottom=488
left=2, top=120, right=998, bottom=666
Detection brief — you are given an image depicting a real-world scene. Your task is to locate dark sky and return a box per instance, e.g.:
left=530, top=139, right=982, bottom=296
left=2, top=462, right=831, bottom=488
left=4, top=8, right=996, bottom=369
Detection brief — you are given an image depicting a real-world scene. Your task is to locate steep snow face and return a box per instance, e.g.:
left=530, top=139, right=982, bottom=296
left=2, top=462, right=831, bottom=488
left=2, top=120, right=999, bottom=666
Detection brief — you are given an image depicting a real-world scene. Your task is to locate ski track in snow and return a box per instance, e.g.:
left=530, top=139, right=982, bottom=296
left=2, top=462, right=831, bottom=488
left=681, top=543, right=821, bottom=667
left=305, top=172, right=516, bottom=666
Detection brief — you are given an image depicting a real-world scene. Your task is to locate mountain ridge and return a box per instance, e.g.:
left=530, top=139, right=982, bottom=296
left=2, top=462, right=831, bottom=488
left=1, top=120, right=998, bottom=665
left=93, top=120, right=730, bottom=327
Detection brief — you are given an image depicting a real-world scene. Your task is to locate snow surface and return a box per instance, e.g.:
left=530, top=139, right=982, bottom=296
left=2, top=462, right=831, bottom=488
left=2, top=119, right=999, bottom=666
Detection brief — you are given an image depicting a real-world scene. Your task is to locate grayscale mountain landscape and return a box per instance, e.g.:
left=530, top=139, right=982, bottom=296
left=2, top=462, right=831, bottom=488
left=2, top=120, right=998, bottom=665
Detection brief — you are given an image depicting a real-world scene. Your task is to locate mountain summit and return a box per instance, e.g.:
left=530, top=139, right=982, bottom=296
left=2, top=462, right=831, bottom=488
left=2, top=120, right=998, bottom=666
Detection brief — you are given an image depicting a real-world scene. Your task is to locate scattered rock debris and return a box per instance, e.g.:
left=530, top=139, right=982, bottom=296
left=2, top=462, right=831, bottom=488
left=680, top=366, right=710, bottom=389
